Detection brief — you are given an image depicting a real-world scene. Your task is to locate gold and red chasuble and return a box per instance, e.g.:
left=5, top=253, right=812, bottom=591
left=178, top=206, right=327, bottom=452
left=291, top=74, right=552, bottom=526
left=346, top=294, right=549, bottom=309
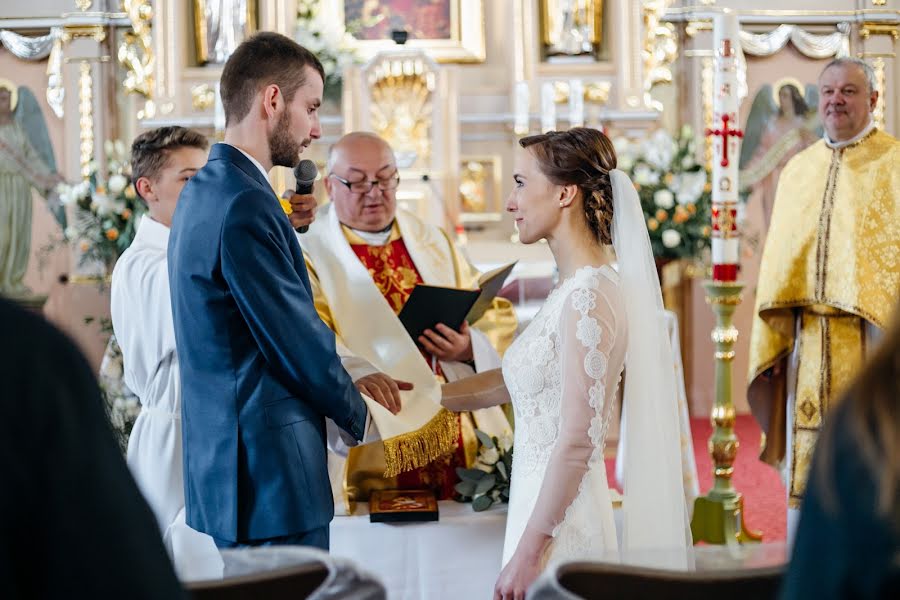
left=347, top=225, right=467, bottom=500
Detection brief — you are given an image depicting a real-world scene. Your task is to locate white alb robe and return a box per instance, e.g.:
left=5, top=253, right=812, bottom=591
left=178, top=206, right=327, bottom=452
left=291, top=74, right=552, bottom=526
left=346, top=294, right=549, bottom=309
left=110, top=216, right=223, bottom=580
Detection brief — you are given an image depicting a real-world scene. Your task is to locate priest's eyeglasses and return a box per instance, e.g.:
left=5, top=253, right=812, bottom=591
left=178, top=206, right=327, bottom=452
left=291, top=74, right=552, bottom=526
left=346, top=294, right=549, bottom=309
left=329, top=172, right=400, bottom=194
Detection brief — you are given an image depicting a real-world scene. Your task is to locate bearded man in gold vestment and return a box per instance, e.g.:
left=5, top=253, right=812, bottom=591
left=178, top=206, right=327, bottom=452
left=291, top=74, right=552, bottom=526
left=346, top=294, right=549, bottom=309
left=301, top=132, right=517, bottom=512
left=748, top=58, right=900, bottom=540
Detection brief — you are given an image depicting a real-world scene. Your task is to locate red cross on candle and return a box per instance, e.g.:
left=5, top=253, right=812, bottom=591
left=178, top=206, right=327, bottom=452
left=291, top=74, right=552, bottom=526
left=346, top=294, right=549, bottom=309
left=706, top=114, right=743, bottom=168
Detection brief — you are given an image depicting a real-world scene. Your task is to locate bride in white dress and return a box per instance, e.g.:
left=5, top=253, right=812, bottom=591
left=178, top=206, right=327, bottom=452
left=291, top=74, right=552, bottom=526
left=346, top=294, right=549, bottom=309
left=441, top=128, right=691, bottom=600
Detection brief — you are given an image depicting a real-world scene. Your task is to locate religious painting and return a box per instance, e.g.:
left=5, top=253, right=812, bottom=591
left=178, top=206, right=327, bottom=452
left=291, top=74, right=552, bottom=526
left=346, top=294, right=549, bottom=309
left=738, top=77, right=822, bottom=230
left=193, top=0, right=258, bottom=65
left=345, top=0, right=452, bottom=41
left=321, top=0, right=485, bottom=63
left=539, top=0, right=605, bottom=62
left=458, top=156, right=502, bottom=218
left=0, top=77, right=64, bottom=297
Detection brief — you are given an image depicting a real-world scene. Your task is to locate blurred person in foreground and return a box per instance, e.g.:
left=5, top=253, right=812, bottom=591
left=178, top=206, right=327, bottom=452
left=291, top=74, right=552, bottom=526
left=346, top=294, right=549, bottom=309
left=782, top=300, right=900, bottom=599
left=0, top=298, right=183, bottom=599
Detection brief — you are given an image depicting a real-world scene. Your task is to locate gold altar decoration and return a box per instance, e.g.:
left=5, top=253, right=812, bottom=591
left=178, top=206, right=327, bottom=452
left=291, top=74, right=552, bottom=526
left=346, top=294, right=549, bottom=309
left=538, top=0, right=604, bottom=60
left=191, top=83, right=216, bottom=111
left=118, top=0, right=155, bottom=119
left=368, top=56, right=436, bottom=170
left=642, top=0, right=678, bottom=111
left=552, top=81, right=611, bottom=106
left=78, top=61, right=94, bottom=180
left=319, top=0, right=485, bottom=63
left=459, top=156, right=502, bottom=217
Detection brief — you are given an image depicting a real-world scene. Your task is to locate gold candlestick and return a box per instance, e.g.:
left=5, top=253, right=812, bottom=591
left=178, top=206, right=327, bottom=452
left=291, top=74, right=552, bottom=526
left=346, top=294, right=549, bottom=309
left=690, top=280, right=762, bottom=546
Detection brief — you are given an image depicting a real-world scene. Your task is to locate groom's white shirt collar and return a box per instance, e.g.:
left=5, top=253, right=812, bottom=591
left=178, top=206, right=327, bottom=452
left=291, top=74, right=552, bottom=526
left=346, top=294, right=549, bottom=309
left=224, top=143, right=269, bottom=181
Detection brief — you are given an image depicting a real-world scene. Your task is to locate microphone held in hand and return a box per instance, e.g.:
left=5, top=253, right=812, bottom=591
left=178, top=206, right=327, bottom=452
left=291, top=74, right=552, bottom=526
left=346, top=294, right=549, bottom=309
left=293, top=159, right=318, bottom=233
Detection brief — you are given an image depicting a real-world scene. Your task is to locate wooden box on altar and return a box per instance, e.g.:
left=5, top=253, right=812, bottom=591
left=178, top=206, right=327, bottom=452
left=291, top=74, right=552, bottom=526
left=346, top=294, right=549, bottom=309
left=369, top=490, right=440, bottom=523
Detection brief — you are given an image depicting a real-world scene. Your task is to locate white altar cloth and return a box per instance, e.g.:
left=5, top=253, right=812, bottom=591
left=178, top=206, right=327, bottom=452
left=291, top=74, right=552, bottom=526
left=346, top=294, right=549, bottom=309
left=330, top=500, right=508, bottom=600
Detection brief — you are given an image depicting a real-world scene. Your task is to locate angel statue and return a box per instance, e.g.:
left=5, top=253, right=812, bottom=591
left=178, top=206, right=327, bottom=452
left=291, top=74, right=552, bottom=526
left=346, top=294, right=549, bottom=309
left=0, top=79, right=64, bottom=298
left=739, top=79, right=821, bottom=230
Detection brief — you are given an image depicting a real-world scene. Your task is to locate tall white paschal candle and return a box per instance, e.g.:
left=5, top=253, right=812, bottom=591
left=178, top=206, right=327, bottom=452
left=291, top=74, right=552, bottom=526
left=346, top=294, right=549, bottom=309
left=708, top=11, right=742, bottom=282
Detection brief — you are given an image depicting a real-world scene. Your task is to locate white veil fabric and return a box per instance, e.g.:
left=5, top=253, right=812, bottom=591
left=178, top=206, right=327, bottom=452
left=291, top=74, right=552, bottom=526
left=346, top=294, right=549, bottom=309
left=610, top=169, right=692, bottom=556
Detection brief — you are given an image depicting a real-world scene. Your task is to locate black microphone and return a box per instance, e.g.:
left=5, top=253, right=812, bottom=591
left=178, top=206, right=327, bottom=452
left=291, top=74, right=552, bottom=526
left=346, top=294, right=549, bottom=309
left=293, top=159, right=318, bottom=234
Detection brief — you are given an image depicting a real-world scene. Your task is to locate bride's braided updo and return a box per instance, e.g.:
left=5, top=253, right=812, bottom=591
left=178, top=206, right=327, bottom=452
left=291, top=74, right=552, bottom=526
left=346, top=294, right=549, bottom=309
left=518, top=127, right=617, bottom=245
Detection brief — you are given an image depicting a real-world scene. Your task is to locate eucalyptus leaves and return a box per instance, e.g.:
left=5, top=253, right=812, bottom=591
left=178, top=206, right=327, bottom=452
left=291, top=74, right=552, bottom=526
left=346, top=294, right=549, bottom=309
left=455, top=430, right=513, bottom=512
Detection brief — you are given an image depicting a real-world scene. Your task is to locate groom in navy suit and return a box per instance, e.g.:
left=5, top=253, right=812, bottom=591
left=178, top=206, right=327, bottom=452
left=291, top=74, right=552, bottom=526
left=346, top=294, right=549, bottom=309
left=168, top=32, right=405, bottom=549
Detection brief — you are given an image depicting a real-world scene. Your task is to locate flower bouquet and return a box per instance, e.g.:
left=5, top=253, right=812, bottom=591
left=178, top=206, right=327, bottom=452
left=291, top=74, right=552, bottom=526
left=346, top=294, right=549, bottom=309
left=295, top=0, right=362, bottom=103
left=613, top=126, right=713, bottom=262
left=454, top=429, right=513, bottom=512
left=56, top=140, right=146, bottom=272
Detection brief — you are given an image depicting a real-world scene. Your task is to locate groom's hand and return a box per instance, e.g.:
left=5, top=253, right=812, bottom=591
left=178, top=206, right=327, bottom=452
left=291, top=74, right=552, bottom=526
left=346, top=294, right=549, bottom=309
left=354, top=373, right=413, bottom=415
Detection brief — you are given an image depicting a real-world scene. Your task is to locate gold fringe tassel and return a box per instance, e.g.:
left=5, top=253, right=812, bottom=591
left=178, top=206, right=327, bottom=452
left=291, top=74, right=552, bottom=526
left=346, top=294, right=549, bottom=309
left=381, top=408, right=460, bottom=478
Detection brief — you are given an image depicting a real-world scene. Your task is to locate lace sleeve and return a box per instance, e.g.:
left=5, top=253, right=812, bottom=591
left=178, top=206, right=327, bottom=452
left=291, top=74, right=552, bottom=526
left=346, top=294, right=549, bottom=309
left=526, top=279, right=625, bottom=538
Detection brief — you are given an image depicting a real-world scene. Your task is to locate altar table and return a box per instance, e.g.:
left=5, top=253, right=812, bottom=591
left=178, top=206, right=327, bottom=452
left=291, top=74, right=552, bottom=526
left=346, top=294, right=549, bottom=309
left=330, top=500, right=508, bottom=599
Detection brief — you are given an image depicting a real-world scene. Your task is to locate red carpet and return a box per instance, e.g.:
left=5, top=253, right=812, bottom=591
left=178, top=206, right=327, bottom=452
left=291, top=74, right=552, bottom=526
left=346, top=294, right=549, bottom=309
left=605, top=415, right=787, bottom=541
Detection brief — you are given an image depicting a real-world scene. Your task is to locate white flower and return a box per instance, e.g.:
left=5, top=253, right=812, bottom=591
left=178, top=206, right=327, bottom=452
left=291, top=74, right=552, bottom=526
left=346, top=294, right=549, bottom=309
left=103, top=140, right=114, bottom=156
left=673, top=170, right=706, bottom=205
left=108, top=174, right=128, bottom=195
left=640, top=129, right=677, bottom=170
left=479, top=447, right=500, bottom=465
left=91, top=192, right=114, bottom=215
left=681, top=154, right=695, bottom=169
left=653, top=189, right=675, bottom=209
left=633, top=164, right=660, bottom=186
left=662, top=229, right=682, bottom=248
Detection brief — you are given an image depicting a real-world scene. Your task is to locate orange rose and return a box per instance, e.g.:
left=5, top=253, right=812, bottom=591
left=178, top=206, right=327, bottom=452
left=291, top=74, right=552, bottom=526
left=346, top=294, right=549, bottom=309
left=703, top=182, right=712, bottom=193
left=106, top=228, right=119, bottom=241
left=664, top=173, right=674, bottom=185
left=647, top=218, right=659, bottom=231
left=121, top=208, right=132, bottom=220
left=655, top=209, right=668, bottom=222
left=686, top=202, right=697, bottom=214
left=673, top=208, right=689, bottom=224
left=79, top=240, right=90, bottom=252
left=702, top=225, right=712, bottom=237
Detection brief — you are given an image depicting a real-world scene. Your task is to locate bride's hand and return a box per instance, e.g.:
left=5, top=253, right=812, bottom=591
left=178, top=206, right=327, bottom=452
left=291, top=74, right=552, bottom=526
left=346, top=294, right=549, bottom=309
left=493, top=550, right=542, bottom=600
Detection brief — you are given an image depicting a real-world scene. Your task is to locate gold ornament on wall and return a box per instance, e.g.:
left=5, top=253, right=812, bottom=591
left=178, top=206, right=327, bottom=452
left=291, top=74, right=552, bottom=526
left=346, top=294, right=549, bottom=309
left=642, top=0, right=678, bottom=111
left=118, top=0, right=155, bottom=119
left=75, top=0, right=92, bottom=11
left=367, top=57, right=435, bottom=169
left=191, top=84, right=216, bottom=111
left=78, top=61, right=94, bottom=180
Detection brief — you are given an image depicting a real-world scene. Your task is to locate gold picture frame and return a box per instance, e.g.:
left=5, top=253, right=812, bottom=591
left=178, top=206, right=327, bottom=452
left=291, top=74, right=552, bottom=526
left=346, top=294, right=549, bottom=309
left=193, top=0, right=258, bottom=65
left=459, top=156, right=503, bottom=220
left=322, top=0, right=486, bottom=63
left=539, top=0, right=604, bottom=61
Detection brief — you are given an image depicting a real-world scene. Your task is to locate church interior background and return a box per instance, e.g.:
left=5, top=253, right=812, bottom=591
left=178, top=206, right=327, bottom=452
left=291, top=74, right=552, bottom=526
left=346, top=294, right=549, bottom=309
left=1, top=0, right=897, bottom=476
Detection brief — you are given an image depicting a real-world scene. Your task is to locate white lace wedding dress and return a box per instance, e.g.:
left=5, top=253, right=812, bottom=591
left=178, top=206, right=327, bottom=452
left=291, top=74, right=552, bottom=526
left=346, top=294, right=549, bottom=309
left=501, top=264, right=626, bottom=566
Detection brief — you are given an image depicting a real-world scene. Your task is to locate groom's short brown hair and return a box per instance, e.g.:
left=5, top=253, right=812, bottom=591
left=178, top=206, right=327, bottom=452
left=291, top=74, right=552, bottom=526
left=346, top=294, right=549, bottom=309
left=219, top=31, right=325, bottom=127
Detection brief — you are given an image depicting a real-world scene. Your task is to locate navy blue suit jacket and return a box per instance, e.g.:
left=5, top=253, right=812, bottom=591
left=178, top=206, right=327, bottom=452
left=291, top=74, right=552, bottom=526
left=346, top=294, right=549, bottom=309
left=168, top=143, right=367, bottom=542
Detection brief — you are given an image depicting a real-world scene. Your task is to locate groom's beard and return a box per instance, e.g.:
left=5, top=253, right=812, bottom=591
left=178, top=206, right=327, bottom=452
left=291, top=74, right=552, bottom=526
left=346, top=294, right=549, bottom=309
left=269, top=111, right=307, bottom=168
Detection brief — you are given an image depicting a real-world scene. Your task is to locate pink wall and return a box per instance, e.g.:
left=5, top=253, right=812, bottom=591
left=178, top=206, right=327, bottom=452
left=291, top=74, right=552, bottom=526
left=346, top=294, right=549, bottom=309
left=1, top=49, right=109, bottom=370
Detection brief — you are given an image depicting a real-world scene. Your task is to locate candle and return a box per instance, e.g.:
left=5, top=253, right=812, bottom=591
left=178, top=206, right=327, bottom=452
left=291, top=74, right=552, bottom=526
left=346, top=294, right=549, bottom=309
left=514, top=81, right=530, bottom=135
left=707, top=11, right=743, bottom=282
left=569, top=79, right=584, bottom=128
left=541, top=82, right=556, bottom=133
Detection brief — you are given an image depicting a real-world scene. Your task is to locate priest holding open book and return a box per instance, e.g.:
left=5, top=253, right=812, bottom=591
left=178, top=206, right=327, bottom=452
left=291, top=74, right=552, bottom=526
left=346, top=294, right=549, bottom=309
left=301, top=132, right=517, bottom=511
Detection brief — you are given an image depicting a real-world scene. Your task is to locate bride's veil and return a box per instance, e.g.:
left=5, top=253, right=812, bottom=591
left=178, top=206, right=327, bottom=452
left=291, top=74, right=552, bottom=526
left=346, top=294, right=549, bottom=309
left=610, top=169, right=692, bottom=556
